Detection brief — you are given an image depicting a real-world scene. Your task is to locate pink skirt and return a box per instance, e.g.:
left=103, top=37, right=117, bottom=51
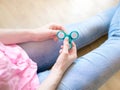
left=0, top=42, right=39, bottom=90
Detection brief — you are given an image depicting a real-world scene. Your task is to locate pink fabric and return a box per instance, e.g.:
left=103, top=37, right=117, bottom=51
left=0, top=42, right=39, bottom=90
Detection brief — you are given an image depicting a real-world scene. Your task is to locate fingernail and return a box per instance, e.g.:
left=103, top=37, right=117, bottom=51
left=65, top=36, right=69, bottom=40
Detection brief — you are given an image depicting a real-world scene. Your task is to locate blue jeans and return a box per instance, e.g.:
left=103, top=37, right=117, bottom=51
left=19, top=4, right=120, bottom=90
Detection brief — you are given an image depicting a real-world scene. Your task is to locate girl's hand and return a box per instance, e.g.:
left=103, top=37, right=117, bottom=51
left=38, top=38, right=77, bottom=90
left=52, top=37, right=77, bottom=73
left=33, top=23, right=65, bottom=41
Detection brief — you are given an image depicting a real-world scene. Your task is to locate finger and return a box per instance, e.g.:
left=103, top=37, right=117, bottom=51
left=49, top=25, right=55, bottom=30
left=55, top=26, right=65, bottom=30
left=49, top=24, right=65, bottom=31
left=59, top=49, right=63, bottom=54
left=55, top=26, right=66, bottom=32
left=61, top=45, right=63, bottom=49
left=63, top=37, right=69, bottom=53
left=49, top=24, right=62, bottom=30
left=53, top=37, right=58, bottom=41
left=70, top=41, right=77, bottom=53
left=59, top=45, right=63, bottom=53
left=49, top=24, right=56, bottom=29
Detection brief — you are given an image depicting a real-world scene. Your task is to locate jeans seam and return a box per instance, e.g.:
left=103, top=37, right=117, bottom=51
left=58, top=81, right=74, bottom=90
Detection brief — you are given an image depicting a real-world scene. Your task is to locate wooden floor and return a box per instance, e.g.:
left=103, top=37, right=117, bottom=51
left=0, top=0, right=120, bottom=90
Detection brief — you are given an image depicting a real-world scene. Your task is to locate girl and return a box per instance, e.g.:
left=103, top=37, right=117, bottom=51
left=1, top=3, right=120, bottom=90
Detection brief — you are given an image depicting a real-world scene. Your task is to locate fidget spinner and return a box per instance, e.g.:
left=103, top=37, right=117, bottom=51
left=57, top=31, right=79, bottom=49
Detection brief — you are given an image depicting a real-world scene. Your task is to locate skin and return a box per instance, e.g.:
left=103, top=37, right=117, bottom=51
left=38, top=38, right=77, bottom=90
left=0, top=24, right=64, bottom=44
left=0, top=24, right=77, bottom=90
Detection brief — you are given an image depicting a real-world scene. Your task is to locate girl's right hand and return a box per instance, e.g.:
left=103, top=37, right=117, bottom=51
left=52, top=37, right=77, bottom=73
left=38, top=38, right=77, bottom=90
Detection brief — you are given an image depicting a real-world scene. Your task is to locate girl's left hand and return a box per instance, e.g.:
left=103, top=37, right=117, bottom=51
left=32, top=23, right=65, bottom=41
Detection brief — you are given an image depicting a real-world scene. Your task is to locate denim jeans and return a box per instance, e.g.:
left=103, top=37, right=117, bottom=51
left=19, top=4, right=120, bottom=90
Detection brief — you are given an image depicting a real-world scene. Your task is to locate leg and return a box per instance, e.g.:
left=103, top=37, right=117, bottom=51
left=38, top=4, right=120, bottom=90
left=65, top=6, right=116, bottom=49
left=38, top=39, right=120, bottom=90
left=19, top=6, right=117, bottom=72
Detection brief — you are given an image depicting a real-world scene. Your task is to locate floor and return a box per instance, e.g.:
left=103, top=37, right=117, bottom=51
left=0, top=0, right=120, bottom=90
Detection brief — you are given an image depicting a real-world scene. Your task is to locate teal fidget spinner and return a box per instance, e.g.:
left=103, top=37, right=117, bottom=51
left=57, top=31, right=79, bottom=49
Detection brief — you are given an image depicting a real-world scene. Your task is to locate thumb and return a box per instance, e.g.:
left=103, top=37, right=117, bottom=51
left=50, top=30, right=60, bottom=35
